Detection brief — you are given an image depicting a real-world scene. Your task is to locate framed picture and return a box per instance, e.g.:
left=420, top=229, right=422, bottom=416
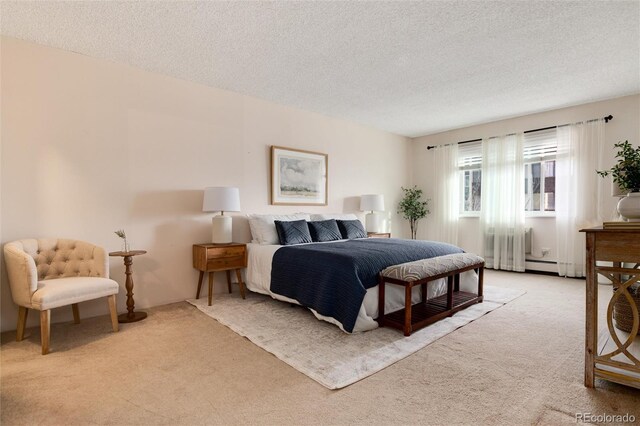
left=271, top=146, right=328, bottom=205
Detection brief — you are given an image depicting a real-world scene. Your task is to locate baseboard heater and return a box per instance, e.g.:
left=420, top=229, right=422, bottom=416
left=525, top=259, right=556, bottom=264
left=484, top=227, right=532, bottom=254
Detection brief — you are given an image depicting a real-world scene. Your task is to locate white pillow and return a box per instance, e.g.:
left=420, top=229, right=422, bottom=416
left=310, top=213, right=359, bottom=221
left=248, top=214, right=311, bottom=244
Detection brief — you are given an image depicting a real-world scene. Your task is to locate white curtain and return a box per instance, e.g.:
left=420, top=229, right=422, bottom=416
left=480, top=134, right=526, bottom=272
left=555, top=120, right=606, bottom=277
left=426, top=144, right=459, bottom=244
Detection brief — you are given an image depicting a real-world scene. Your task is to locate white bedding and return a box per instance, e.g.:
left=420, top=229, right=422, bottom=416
left=246, top=241, right=478, bottom=333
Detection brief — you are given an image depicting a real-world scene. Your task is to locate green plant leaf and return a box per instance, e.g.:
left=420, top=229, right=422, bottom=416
left=397, top=186, right=430, bottom=238
left=597, top=140, right=640, bottom=192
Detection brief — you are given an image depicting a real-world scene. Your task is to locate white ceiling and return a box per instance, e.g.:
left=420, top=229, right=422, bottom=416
left=1, top=1, right=639, bottom=137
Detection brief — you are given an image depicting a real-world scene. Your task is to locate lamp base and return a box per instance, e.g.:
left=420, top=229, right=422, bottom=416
left=365, top=212, right=385, bottom=233
left=212, top=215, right=233, bottom=243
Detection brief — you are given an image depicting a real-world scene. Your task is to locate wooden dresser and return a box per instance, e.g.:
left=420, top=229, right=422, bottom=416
left=580, top=227, right=640, bottom=389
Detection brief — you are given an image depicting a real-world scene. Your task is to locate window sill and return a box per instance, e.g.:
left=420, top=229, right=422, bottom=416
left=525, top=212, right=556, bottom=218
left=458, top=212, right=556, bottom=218
left=459, top=213, right=480, bottom=218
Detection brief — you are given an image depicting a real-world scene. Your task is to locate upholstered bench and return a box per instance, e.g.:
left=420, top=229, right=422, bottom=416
left=378, top=253, right=484, bottom=336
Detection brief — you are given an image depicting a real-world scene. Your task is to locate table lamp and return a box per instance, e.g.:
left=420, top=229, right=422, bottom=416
left=360, top=194, right=385, bottom=233
left=202, top=187, right=240, bottom=243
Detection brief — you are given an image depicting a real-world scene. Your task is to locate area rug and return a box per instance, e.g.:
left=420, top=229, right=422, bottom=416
left=187, top=286, right=525, bottom=389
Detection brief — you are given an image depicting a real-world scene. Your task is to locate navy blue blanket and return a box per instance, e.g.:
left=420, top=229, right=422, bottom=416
left=270, top=238, right=463, bottom=332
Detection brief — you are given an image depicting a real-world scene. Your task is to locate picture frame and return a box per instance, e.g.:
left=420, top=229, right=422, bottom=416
left=270, top=146, right=328, bottom=206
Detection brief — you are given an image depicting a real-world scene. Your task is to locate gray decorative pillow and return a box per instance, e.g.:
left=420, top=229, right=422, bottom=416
left=274, top=220, right=312, bottom=245
left=336, top=219, right=367, bottom=239
left=308, top=220, right=342, bottom=242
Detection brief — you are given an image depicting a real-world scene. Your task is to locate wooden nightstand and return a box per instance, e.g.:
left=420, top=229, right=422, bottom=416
left=367, top=232, right=391, bottom=238
left=193, top=243, right=247, bottom=306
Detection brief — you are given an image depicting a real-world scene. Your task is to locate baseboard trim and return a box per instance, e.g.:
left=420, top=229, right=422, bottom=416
left=525, top=259, right=557, bottom=265
left=524, top=260, right=557, bottom=274
left=524, top=269, right=559, bottom=277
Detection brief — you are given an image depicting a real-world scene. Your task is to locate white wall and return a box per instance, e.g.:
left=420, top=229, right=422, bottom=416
left=0, top=37, right=412, bottom=332
left=412, top=94, right=640, bottom=271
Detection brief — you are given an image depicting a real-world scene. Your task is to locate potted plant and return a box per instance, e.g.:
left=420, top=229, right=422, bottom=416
left=597, top=140, right=640, bottom=221
left=397, top=186, right=430, bottom=239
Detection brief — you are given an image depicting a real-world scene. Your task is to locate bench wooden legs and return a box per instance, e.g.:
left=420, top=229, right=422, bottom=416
left=378, top=276, right=385, bottom=327
left=379, top=264, right=485, bottom=336
left=404, top=286, right=412, bottom=336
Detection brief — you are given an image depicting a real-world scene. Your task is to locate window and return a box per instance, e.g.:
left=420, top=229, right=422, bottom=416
left=524, top=161, right=556, bottom=211
left=457, top=128, right=557, bottom=216
left=524, top=128, right=557, bottom=213
left=458, top=141, right=482, bottom=214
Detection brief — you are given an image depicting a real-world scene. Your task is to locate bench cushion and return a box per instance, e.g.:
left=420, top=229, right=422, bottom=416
left=381, top=253, right=484, bottom=282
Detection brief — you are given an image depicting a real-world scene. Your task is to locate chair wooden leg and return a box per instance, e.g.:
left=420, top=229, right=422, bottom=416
left=72, top=303, right=80, bottom=324
left=107, top=295, right=119, bottom=332
left=16, top=306, right=28, bottom=341
left=40, top=310, right=51, bottom=355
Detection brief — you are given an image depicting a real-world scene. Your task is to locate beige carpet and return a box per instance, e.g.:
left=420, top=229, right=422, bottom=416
left=2, top=270, right=639, bottom=425
left=187, top=286, right=524, bottom=389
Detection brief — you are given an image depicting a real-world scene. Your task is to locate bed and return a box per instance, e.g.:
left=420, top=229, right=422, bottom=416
left=245, top=216, right=478, bottom=333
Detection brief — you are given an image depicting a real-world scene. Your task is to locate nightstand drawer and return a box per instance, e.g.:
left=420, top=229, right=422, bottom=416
left=206, top=246, right=245, bottom=258
left=193, top=243, right=247, bottom=271
left=206, top=255, right=245, bottom=270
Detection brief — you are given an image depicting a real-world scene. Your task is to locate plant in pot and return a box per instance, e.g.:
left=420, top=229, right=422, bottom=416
left=397, top=186, right=430, bottom=239
left=597, top=140, right=640, bottom=222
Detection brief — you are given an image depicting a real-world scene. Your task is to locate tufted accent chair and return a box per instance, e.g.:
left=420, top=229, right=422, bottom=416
left=3, top=238, right=119, bottom=354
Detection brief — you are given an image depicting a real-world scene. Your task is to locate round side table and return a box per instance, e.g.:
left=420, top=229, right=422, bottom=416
left=109, top=250, right=147, bottom=323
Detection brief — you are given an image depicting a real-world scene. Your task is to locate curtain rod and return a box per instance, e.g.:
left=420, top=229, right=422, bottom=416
left=426, top=114, right=613, bottom=150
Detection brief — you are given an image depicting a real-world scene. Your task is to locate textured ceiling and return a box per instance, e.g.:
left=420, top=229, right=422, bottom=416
left=1, top=1, right=639, bottom=137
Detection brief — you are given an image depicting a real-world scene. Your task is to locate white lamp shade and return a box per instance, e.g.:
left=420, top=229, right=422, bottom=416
left=203, top=187, right=241, bottom=213
left=360, top=194, right=385, bottom=212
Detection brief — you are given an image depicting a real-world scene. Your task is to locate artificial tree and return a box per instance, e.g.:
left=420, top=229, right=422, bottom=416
left=397, top=186, right=430, bottom=239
